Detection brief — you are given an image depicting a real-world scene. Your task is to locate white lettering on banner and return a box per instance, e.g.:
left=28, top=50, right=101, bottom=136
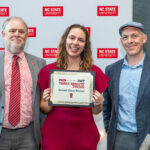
left=45, top=8, right=50, bottom=11
left=97, top=6, right=118, bottom=16
left=105, top=7, right=116, bottom=11
left=0, top=7, right=9, bottom=16
left=43, top=6, right=63, bottom=16
left=28, top=27, right=36, bottom=37
left=51, top=8, right=61, bottom=11
left=0, top=8, right=7, bottom=12
left=97, top=48, right=118, bottom=58
left=43, top=48, right=57, bottom=58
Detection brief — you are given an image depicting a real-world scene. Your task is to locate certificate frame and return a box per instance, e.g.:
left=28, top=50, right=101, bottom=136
left=49, top=70, right=95, bottom=107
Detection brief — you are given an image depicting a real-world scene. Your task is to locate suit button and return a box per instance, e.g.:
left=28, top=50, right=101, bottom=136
left=1, top=106, right=4, bottom=109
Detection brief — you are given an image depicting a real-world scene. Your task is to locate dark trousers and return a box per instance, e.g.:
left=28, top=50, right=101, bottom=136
left=114, top=130, right=138, bottom=150
left=0, top=123, right=38, bottom=150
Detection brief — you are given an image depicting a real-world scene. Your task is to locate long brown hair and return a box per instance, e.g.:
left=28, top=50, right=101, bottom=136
left=57, top=24, right=93, bottom=71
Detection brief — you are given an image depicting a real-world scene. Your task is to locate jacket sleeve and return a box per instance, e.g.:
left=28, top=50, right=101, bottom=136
left=103, top=66, right=112, bottom=132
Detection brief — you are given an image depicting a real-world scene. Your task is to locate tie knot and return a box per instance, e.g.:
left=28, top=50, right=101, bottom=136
left=13, top=55, right=19, bottom=60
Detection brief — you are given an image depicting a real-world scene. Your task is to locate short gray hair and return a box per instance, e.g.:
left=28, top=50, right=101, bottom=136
left=2, top=16, right=28, bottom=33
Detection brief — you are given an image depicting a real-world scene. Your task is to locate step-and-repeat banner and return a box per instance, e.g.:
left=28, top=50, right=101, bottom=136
left=0, top=0, right=132, bottom=149
left=133, top=0, right=150, bottom=56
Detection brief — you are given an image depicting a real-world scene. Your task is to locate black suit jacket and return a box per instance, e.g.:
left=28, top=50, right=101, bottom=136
left=103, top=55, right=150, bottom=150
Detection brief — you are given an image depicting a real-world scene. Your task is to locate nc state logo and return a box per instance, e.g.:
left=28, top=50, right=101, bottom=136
left=0, top=48, right=5, bottom=51
left=43, top=48, right=57, bottom=58
left=0, top=7, right=9, bottom=16
left=28, top=27, right=36, bottom=37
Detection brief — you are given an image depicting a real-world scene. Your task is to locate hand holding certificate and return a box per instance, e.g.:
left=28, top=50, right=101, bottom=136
left=38, top=24, right=110, bottom=150
left=49, top=70, right=95, bottom=107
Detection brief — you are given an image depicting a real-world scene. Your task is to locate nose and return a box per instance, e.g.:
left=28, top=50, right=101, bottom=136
left=73, top=39, right=79, bottom=45
left=127, top=36, right=133, bottom=43
left=14, top=30, right=20, bottom=36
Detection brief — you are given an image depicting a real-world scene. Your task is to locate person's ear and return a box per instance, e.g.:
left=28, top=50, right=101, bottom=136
left=2, top=31, right=5, bottom=39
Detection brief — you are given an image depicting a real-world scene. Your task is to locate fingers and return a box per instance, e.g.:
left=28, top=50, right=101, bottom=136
left=93, top=90, right=104, bottom=106
left=42, top=88, right=51, bottom=101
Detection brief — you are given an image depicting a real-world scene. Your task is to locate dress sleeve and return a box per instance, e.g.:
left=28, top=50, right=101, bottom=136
left=38, top=66, right=50, bottom=91
left=94, top=66, right=110, bottom=93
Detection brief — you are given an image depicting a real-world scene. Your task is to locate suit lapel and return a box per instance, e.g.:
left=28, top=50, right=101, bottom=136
left=0, top=51, right=5, bottom=92
left=113, top=59, right=123, bottom=114
left=25, top=53, right=37, bottom=104
left=136, top=55, right=150, bottom=107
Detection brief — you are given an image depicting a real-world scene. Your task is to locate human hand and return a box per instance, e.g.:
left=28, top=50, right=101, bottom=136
left=92, top=90, right=104, bottom=106
left=42, top=88, right=51, bottom=101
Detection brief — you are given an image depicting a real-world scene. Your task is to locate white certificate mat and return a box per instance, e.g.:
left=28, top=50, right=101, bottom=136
left=49, top=70, right=95, bottom=107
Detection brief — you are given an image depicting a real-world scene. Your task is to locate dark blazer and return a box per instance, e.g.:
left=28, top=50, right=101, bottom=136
left=103, top=55, right=150, bottom=150
left=0, top=50, right=46, bottom=149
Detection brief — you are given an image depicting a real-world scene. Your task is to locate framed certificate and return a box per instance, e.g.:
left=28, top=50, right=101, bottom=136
left=49, top=70, right=95, bottom=107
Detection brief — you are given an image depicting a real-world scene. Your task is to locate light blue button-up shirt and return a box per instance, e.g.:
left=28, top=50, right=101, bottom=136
left=117, top=55, right=145, bottom=133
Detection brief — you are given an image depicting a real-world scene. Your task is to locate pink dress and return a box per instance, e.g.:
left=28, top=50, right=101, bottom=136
left=38, top=62, right=109, bottom=150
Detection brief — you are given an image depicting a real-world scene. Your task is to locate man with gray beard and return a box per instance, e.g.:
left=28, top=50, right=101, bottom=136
left=0, top=16, right=46, bottom=150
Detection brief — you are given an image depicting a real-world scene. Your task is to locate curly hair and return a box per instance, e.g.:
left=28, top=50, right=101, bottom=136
left=57, top=24, right=93, bottom=71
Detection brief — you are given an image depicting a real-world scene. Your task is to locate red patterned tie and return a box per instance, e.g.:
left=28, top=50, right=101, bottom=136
left=8, top=55, right=20, bottom=126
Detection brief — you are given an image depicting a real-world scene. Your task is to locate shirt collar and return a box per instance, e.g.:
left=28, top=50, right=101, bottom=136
left=5, top=49, right=25, bottom=60
left=122, top=53, right=145, bottom=68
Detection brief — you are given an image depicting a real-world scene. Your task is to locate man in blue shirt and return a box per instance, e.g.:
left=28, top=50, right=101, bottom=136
left=103, top=22, right=150, bottom=150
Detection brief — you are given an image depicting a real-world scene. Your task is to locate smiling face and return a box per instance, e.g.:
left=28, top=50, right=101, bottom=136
left=2, top=18, right=28, bottom=54
left=120, top=26, right=147, bottom=58
left=66, top=27, right=86, bottom=59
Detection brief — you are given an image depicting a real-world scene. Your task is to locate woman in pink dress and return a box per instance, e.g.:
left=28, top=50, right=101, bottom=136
left=38, top=24, right=109, bottom=150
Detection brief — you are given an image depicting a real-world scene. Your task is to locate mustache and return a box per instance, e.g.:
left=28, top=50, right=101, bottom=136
left=11, top=37, right=23, bottom=41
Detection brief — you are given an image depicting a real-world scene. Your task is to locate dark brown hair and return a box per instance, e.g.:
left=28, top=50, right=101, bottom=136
left=57, top=24, right=93, bottom=71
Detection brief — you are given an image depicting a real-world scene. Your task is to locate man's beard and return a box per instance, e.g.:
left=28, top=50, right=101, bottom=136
left=5, top=41, right=25, bottom=54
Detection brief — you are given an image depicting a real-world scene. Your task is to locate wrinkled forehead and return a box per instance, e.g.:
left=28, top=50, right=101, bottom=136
left=4, top=19, right=27, bottom=32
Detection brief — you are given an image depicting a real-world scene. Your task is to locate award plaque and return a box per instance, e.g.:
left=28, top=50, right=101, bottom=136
left=49, top=70, right=95, bottom=107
